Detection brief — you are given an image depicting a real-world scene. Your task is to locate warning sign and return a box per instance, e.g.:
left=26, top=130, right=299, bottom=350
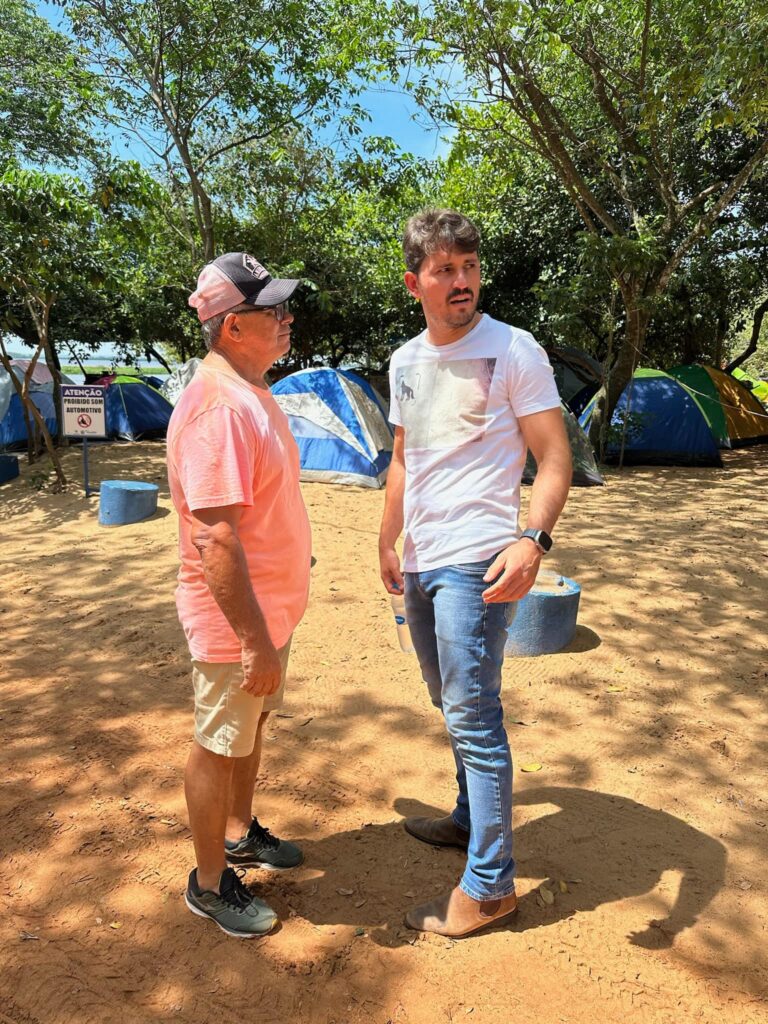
left=62, top=385, right=106, bottom=438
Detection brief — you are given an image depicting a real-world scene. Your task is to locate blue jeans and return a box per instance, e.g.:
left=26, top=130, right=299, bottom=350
left=405, top=558, right=516, bottom=901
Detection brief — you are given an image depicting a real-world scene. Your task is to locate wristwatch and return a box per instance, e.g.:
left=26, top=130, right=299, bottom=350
left=520, top=528, right=552, bottom=554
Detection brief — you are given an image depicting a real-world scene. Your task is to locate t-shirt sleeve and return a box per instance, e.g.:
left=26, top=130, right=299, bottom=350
left=506, top=331, right=561, bottom=418
left=175, top=405, right=259, bottom=511
left=388, top=356, right=402, bottom=427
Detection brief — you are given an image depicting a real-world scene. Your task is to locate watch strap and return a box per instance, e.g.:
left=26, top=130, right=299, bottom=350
left=520, top=528, right=552, bottom=554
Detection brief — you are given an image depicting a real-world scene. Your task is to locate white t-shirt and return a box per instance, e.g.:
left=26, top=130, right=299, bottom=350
left=388, top=314, right=560, bottom=572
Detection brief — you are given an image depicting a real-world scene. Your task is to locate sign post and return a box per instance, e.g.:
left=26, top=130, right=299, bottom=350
left=61, top=385, right=106, bottom=497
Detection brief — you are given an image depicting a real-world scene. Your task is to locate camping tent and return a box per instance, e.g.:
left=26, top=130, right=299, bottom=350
left=271, top=368, right=393, bottom=487
left=9, top=359, right=74, bottom=387
left=0, top=365, right=63, bottom=449
left=93, top=374, right=173, bottom=441
left=579, top=368, right=722, bottom=466
left=668, top=364, right=768, bottom=447
left=10, top=359, right=55, bottom=385
left=0, top=388, right=58, bottom=449
left=732, top=367, right=768, bottom=407
left=160, top=358, right=202, bottom=406
left=523, top=402, right=604, bottom=486
left=567, top=381, right=600, bottom=418
left=548, top=347, right=602, bottom=402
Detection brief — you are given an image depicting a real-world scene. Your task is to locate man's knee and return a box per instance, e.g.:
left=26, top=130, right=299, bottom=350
left=189, top=738, right=238, bottom=771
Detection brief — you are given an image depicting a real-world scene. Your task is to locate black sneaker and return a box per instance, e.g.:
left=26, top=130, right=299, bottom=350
left=184, top=867, right=277, bottom=938
left=225, top=816, right=304, bottom=870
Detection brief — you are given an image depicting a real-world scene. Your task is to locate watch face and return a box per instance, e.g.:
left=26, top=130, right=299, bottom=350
left=524, top=529, right=552, bottom=552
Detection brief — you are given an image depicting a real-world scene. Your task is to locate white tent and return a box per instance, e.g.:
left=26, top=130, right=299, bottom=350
left=160, top=358, right=202, bottom=405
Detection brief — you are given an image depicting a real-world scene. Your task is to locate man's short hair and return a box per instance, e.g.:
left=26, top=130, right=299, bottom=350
left=200, top=312, right=227, bottom=351
left=402, top=209, right=481, bottom=274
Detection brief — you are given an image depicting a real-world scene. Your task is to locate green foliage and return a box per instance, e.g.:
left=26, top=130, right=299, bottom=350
left=400, top=0, right=768, bottom=430
left=228, top=136, right=433, bottom=369
left=62, top=0, right=398, bottom=258
left=0, top=0, right=103, bottom=165
left=0, top=164, right=103, bottom=310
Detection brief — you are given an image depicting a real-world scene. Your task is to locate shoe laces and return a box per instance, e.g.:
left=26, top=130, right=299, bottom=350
left=248, top=817, right=280, bottom=851
left=220, top=868, right=254, bottom=910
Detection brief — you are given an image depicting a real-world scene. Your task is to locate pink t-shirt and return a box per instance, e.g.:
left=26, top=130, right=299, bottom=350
left=166, top=356, right=312, bottom=661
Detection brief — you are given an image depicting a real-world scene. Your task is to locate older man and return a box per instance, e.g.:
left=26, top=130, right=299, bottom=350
left=379, top=210, right=572, bottom=938
left=167, top=252, right=311, bottom=938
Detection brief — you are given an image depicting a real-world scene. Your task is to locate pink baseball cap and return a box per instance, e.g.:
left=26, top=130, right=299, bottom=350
left=189, top=252, right=300, bottom=322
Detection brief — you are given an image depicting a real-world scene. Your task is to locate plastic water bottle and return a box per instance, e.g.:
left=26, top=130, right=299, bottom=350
left=390, top=591, right=414, bottom=654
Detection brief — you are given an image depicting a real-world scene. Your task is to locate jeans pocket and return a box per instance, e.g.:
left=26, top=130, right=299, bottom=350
left=452, top=556, right=497, bottom=576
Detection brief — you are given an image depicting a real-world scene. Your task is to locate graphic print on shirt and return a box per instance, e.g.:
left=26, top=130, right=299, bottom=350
left=396, top=357, right=497, bottom=449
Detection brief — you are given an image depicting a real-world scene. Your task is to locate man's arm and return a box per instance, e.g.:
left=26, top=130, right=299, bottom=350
left=482, top=406, right=572, bottom=603
left=191, top=504, right=282, bottom=696
left=378, top=426, right=406, bottom=594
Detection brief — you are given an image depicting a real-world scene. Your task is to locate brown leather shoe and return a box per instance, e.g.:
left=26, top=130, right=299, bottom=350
left=403, top=815, right=470, bottom=850
left=405, top=885, right=518, bottom=937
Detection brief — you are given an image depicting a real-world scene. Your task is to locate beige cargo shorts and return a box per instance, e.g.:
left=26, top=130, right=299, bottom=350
left=191, top=638, right=292, bottom=758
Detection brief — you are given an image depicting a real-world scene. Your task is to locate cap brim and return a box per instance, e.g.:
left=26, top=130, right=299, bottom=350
left=246, top=278, right=300, bottom=307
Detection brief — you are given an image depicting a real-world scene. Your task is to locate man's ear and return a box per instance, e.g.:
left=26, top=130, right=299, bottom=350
left=222, top=311, right=239, bottom=340
left=404, top=271, right=420, bottom=301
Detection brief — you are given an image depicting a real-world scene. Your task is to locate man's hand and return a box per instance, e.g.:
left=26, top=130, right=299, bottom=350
left=379, top=545, right=404, bottom=595
left=241, top=643, right=282, bottom=697
left=482, top=539, right=541, bottom=603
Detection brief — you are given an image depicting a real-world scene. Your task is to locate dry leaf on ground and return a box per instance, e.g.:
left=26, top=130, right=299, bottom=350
left=539, top=885, right=555, bottom=906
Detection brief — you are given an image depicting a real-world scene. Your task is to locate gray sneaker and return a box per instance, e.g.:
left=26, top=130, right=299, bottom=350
left=185, top=867, right=277, bottom=938
left=225, top=816, right=304, bottom=870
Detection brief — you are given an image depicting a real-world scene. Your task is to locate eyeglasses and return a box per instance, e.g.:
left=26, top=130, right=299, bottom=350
left=233, top=302, right=290, bottom=322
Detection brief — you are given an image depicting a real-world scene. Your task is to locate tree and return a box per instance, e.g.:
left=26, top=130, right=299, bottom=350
left=0, top=0, right=103, bottom=166
left=403, top=0, right=768, bottom=445
left=210, top=133, right=433, bottom=371
left=64, top=0, right=390, bottom=261
left=0, top=161, right=162, bottom=486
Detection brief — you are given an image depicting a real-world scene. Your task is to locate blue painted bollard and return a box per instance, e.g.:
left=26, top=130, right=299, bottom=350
left=99, top=480, right=159, bottom=526
left=0, top=455, right=19, bottom=485
left=505, top=569, right=581, bottom=657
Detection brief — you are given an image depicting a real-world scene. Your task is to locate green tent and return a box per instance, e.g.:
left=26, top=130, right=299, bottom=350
left=667, top=365, right=730, bottom=447
left=669, top=364, right=768, bottom=447
left=732, top=367, right=768, bottom=407
left=524, top=402, right=604, bottom=487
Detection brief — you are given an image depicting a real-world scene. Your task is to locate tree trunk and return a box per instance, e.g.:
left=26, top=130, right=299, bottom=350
left=43, top=336, right=66, bottom=449
left=713, top=312, right=729, bottom=369
left=588, top=293, right=650, bottom=456
left=726, top=297, right=768, bottom=372
left=2, top=346, right=37, bottom=462
left=144, top=344, right=172, bottom=374
left=0, top=337, right=66, bottom=485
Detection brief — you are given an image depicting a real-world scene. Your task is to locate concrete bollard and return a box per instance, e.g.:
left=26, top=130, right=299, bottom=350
left=0, top=455, right=19, bottom=485
left=98, top=479, right=159, bottom=526
left=505, top=569, right=581, bottom=657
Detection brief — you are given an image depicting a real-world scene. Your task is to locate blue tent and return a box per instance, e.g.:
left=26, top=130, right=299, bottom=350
left=97, top=375, right=174, bottom=440
left=579, top=368, right=722, bottom=466
left=0, top=390, right=58, bottom=449
left=271, top=368, right=393, bottom=487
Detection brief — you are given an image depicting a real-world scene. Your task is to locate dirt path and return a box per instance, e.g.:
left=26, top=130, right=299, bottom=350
left=1, top=443, right=767, bottom=1024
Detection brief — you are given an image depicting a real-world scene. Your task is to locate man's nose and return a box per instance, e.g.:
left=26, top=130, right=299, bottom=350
left=453, top=268, right=470, bottom=289
left=284, top=309, right=295, bottom=325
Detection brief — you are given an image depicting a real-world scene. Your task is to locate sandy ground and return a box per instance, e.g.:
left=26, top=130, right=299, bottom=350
left=1, top=442, right=767, bottom=1024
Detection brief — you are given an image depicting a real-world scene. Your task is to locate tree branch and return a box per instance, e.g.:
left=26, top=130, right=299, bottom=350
left=725, top=297, right=768, bottom=372
left=656, top=134, right=768, bottom=294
